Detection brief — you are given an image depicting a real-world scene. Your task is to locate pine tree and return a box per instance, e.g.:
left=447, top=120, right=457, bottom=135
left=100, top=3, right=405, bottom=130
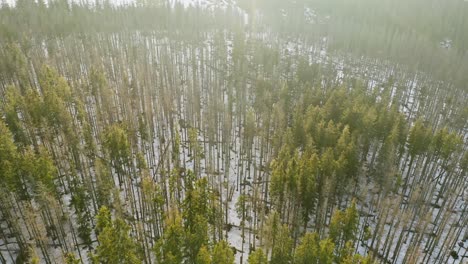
left=270, top=224, right=293, bottom=264
left=102, top=123, right=132, bottom=186
left=154, top=208, right=185, bottom=264
left=94, top=206, right=141, bottom=264
left=0, top=119, right=19, bottom=189
left=298, top=150, right=318, bottom=230
left=64, top=253, right=80, bottom=264
left=406, top=118, right=430, bottom=182
left=294, top=232, right=320, bottom=264
left=318, top=238, right=335, bottom=264
left=212, top=240, right=234, bottom=264
left=183, top=177, right=210, bottom=263
left=248, top=249, right=268, bottom=264
left=2, top=85, right=29, bottom=147
left=329, top=200, right=359, bottom=259
left=196, top=245, right=212, bottom=264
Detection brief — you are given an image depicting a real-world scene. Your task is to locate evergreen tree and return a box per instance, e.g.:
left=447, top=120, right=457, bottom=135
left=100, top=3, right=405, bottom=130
left=196, top=245, right=212, bottom=264
left=248, top=249, right=268, bottom=264
left=0, top=119, right=19, bottom=189
left=294, top=232, right=321, bottom=264
left=93, top=206, right=141, bottom=264
left=211, top=240, right=235, bottom=264
left=154, top=208, right=185, bottom=264
left=329, top=200, right=359, bottom=260
left=270, top=224, right=293, bottom=264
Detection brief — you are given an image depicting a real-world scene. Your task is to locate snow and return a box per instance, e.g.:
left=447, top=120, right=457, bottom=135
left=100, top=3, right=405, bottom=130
left=304, top=7, right=316, bottom=24
left=1, top=2, right=467, bottom=263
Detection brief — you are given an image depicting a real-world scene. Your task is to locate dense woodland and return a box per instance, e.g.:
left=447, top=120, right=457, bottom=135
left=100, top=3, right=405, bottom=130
left=0, top=0, right=467, bottom=263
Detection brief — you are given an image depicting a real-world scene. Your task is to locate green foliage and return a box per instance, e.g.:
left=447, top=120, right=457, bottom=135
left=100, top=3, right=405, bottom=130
left=432, top=127, right=463, bottom=159
left=185, top=214, right=209, bottom=262
left=340, top=241, right=373, bottom=264
left=318, top=238, right=335, bottom=264
left=297, top=150, right=318, bottom=226
left=23, top=88, right=43, bottom=127
left=70, top=180, right=92, bottom=246
left=20, top=148, right=57, bottom=196
left=95, top=219, right=141, bottom=264
left=39, top=65, right=74, bottom=133
left=294, top=232, right=343, bottom=264
left=90, top=67, right=109, bottom=97
left=103, top=123, right=131, bottom=166
left=2, top=85, right=29, bottom=147
left=0, top=2, right=464, bottom=263
left=270, top=224, right=293, bottom=264
left=374, top=123, right=399, bottom=189
left=64, top=253, right=80, bottom=264
left=294, top=231, right=373, bottom=264
left=183, top=177, right=210, bottom=227
left=294, top=232, right=321, bottom=264
left=261, top=211, right=281, bottom=251
left=155, top=209, right=185, bottom=264
left=95, top=159, right=114, bottom=208
left=39, top=65, right=72, bottom=101
left=270, top=146, right=291, bottom=208
left=0, top=119, right=19, bottom=189
left=182, top=178, right=211, bottom=262
left=319, top=147, right=336, bottom=179
left=235, top=194, right=251, bottom=226
left=196, top=245, right=212, bottom=264
left=96, top=206, right=112, bottom=234
left=183, top=177, right=211, bottom=262
left=212, top=240, right=234, bottom=264
left=408, top=119, right=431, bottom=158
left=329, top=200, right=359, bottom=260
left=138, top=114, right=149, bottom=141
left=94, top=206, right=141, bottom=264
left=340, top=240, right=356, bottom=262
left=248, top=249, right=268, bottom=264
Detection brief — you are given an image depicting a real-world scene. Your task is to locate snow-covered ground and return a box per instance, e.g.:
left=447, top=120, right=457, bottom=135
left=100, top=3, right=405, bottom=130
left=1, top=1, right=467, bottom=263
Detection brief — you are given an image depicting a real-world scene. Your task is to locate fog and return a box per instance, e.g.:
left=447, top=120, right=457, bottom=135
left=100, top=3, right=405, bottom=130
left=0, top=1, right=466, bottom=264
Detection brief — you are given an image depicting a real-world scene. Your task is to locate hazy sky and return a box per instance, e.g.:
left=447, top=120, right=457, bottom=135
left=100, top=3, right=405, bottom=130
left=3, top=0, right=211, bottom=7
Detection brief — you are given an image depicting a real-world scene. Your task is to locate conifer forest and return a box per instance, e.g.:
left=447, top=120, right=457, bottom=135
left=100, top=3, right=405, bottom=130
left=0, top=0, right=467, bottom=263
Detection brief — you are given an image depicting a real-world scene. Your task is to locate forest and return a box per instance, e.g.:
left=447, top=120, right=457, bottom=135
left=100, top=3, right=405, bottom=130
left=0, top=0, right=467, bottom=263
